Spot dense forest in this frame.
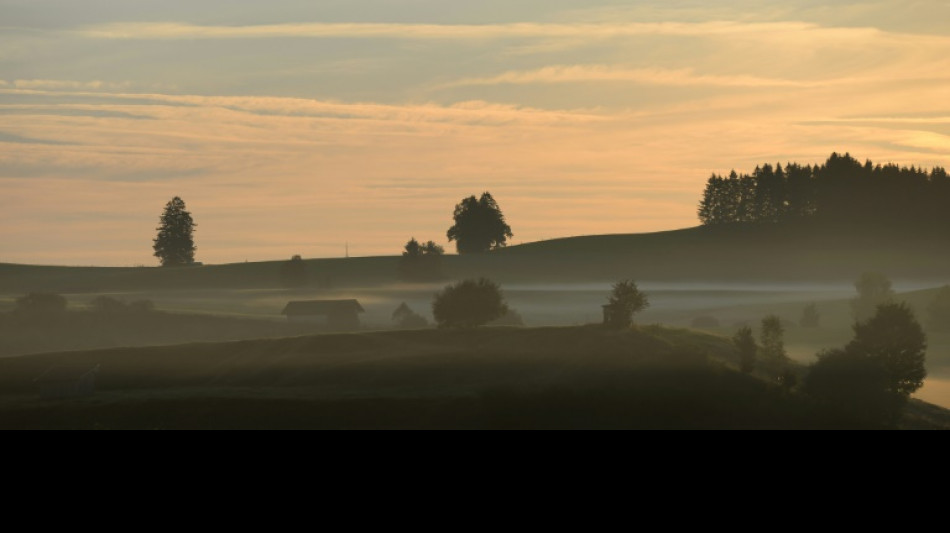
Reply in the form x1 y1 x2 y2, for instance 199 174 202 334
698 153 950 232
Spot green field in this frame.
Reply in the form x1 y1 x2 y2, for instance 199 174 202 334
1 325 945 429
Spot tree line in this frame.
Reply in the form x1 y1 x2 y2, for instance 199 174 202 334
698 152 950 231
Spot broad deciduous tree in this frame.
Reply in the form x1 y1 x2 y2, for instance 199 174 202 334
446 192 513 254
432 278 508 328
604 280 649 328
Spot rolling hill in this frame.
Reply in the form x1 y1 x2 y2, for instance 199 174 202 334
2 224 949 293
0 325 947 429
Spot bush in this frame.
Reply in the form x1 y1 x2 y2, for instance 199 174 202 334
432 278 508 328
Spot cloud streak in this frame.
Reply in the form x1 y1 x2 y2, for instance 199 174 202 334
437 66 817 89
77 20 819 40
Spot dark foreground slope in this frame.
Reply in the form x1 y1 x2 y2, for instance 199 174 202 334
3 224 949 293
0 325 946 429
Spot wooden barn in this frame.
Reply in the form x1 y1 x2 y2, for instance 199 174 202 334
34 364 100 399
281 299 365 330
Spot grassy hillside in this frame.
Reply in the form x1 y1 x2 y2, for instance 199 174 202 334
0 325 946 429
3 224 949 293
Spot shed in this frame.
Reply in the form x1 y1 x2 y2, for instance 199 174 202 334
281 299 365 330
34 364 100 399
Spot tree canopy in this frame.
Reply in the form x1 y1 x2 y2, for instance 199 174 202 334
604 280 649 328
851 272 895 322
153 196 197 267
847 301 927 397
806 302 927 424
398 238 444 281
697 153 950 233
432 278 508 328
446 192 513 254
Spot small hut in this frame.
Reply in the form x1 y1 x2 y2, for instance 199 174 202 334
281 299 365 330
34 365 100 399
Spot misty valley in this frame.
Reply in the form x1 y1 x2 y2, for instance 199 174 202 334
4 1 950 429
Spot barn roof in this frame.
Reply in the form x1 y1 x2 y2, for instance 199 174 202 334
281 299 365 316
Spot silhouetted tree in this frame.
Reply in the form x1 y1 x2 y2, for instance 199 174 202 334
398 238 444 281
928 285 950 331
446 192 513 254
806 302 927 424
696 153 950 232
733 326 757 374
392 302 428 329
432 278 508 328
604 280 649 328
759 315 789 378
280 255 309 287
804 348 892 424
800 303 820 328
851 272 895 322
153 196 196 267
847 302 926 399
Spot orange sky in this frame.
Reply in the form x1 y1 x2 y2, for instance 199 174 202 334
1 2 949 265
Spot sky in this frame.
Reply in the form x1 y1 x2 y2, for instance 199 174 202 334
1 1 949 266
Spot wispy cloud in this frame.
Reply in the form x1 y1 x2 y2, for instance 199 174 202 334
435 64 950 91
12 79 132 91
436 66 816 89
77 20 858 41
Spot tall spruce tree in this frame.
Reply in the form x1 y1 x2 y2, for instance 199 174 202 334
153 196 197 267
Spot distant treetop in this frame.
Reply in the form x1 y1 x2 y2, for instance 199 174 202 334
697 153 949 232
